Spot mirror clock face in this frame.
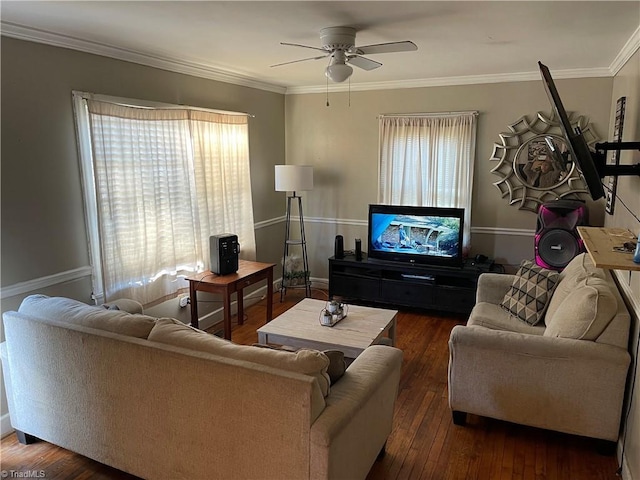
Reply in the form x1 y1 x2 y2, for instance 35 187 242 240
489 111 599 212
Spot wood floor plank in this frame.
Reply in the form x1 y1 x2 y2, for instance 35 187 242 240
1 289 621 479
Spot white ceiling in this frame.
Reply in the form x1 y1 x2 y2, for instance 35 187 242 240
2 1 639 93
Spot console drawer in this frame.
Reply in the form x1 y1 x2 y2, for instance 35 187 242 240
330 274 380 301
435 285 476 313
380 280 434 307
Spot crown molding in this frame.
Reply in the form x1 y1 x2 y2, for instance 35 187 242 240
0 21 288 94
2 20 636 96
284 67 613 95
609 24 640 76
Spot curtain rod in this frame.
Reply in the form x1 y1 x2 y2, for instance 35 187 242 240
72 90 255 118
378 111 478 119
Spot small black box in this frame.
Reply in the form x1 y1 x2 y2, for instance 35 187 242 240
210 234 239 275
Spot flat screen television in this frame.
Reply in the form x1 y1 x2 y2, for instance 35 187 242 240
538 61 606 200
367 204 464 268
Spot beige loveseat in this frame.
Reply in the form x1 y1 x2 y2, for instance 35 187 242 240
448 254 631 449
2 295 403 480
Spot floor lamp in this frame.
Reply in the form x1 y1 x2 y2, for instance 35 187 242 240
275 165 313 300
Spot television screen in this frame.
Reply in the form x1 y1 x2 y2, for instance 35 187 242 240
538 61 605 200
368 204 464 267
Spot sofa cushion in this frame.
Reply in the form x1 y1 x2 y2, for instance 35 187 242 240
148 318 331 396
18 295 157 338
253 343 346 385
321 350 347 384
468 302 545 335
545 253 606 322
544 276 618 340
500 260 560 326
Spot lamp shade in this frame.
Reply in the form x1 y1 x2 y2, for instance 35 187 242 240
275 165 314 192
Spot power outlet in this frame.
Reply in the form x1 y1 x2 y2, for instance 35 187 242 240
178 295 190 308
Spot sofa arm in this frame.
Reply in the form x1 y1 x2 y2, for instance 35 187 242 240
310 345 403 480
448 325 631 441
476 273 514 304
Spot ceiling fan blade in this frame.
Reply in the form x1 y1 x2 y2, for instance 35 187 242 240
355 41 418 55
348 55 382 71
280 42 328 53
270 55 329 68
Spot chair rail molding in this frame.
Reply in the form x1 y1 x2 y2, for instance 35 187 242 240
0 266 92 300
269 214 535 237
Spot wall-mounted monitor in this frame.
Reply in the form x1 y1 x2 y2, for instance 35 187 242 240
538 61 639 201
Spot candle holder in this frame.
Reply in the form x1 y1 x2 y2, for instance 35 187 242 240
319 300 348 327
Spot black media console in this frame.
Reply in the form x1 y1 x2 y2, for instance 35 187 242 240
329 252 497 314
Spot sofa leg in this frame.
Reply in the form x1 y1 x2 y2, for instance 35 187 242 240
16 430 38 445
596 439 617 456
451 410 467 426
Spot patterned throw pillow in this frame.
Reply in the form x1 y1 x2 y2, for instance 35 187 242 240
500 260 560 325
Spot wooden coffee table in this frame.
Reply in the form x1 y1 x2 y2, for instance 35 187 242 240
257 298 397 358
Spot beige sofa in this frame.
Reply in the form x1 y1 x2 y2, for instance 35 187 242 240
448 254 631 449
2 295 403 480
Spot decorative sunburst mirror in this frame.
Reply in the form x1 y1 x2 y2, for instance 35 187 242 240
490 111 600 212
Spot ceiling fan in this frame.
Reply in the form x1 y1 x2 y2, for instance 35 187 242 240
271 26 417 83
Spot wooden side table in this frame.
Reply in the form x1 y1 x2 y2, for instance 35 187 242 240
186 260 276 340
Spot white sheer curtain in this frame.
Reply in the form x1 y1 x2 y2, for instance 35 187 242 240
79 98 255 305
378 113 477 251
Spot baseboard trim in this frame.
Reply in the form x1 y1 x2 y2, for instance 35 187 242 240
196 280 276 331
197 276 329 330
619 441 632 480
613 270 640 315
1 413 14 438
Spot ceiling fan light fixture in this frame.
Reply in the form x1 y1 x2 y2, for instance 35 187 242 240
325 63 353 83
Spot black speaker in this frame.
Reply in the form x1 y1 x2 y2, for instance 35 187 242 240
355 238 362 261
535 200 588 270
334 235 344 259
210 234 239 275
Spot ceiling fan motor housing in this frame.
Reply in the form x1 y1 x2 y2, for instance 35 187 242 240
320 26 356 52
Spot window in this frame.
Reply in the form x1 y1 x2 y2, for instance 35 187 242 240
73 92 255 305
378 112 477 252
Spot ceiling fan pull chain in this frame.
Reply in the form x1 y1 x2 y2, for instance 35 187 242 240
349 77 351 107
326 75 330 107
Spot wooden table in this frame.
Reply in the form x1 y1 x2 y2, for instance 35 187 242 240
257 298 398 358
187 260 276 340
577 226 640 271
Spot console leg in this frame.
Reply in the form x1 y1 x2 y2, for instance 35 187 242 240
16 430 38 445
452 410 467 426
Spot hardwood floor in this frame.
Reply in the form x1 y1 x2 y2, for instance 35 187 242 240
1 289 620 479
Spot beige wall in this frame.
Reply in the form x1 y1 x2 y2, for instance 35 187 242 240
1 38 285 290
0 38 286 422
607 48 640 480
285 77 613 277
